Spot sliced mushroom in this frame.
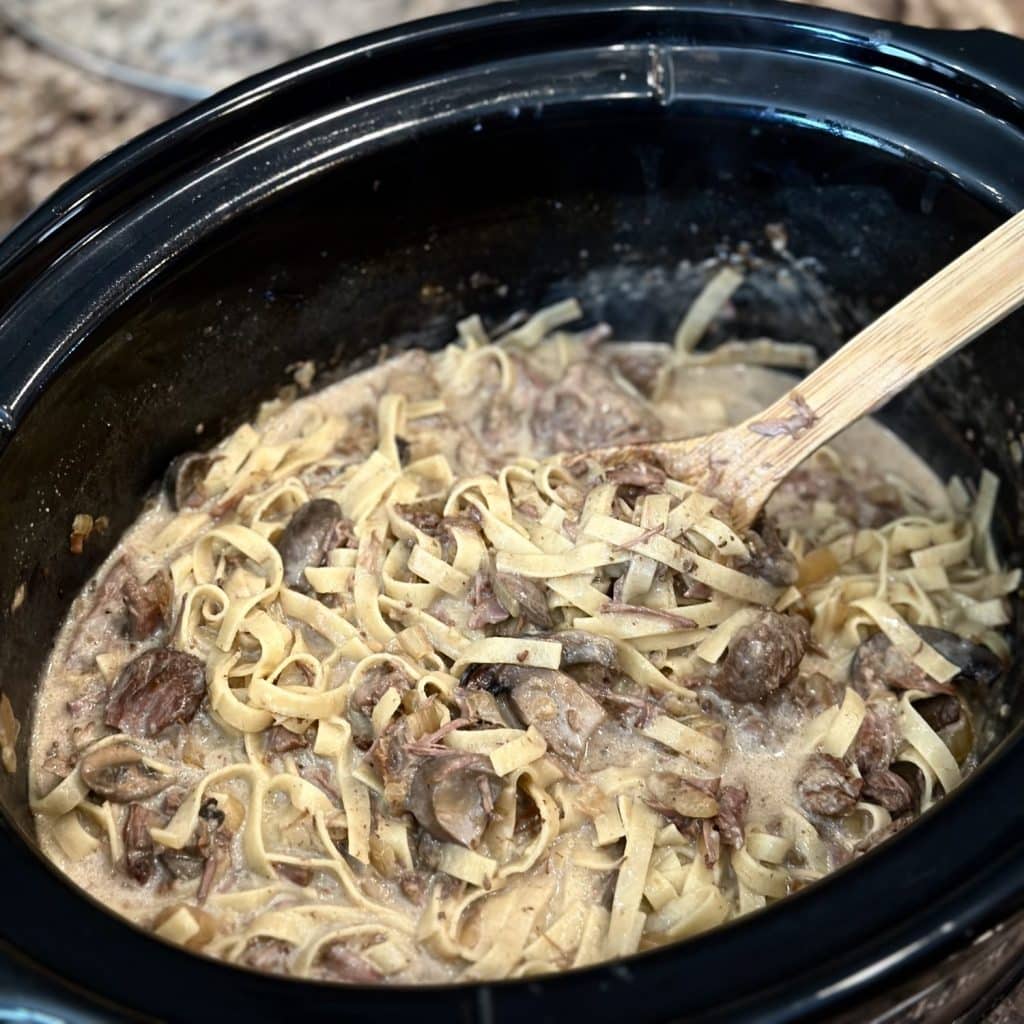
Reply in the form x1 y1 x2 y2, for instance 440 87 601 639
79 743 172 802
645 772 719 820
491 573 553 629
276 499 352 591
405 753 500 848
506 666 607 761
106 649 206 738
912 626 1002 686
548 629 617 669
852 627 1001 698
164 451 215 511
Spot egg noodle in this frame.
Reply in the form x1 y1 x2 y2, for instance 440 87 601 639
30 273 1016 982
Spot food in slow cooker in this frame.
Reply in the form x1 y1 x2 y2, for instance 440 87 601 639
29 278 1015 982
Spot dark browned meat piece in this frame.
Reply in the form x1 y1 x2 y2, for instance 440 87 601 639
914 694 962 732
265 724 311 754
491 573 552 630
530 362 658 452
164 451 215 511
276 499 352 591
798 754 863 817
405 753 500 848
739 520 798 587
106 649 206 738
849 631 953 697
912 626 1002 686
123 803 157 884
506 667 607 761
715 785 749 849
711 612 808 703
852 704 899 776
319 943 384 984
122 567 173 641
79 743 172 802
69 560 172 667
862 770 916 816
241 937 294 974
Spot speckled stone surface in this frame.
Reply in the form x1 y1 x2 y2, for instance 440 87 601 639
1 1 1024 1019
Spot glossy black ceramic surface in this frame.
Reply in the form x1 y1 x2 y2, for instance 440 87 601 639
2 2 1024 1021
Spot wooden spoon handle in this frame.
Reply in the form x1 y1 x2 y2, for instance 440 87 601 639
701 207 1024 525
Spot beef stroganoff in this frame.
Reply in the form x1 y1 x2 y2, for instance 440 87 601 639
29 278 1016 982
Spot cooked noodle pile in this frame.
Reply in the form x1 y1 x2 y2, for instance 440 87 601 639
30 279 1016 982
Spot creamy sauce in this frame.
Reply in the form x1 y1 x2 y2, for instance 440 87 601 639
27 323 1007 983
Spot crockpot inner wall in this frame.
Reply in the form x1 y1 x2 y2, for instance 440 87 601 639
1 108 1021 840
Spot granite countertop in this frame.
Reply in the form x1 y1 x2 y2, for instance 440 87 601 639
2 1 1024 1020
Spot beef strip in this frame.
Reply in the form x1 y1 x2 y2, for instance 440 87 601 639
710 611 808 703
797 754 863 817
106 649 206 738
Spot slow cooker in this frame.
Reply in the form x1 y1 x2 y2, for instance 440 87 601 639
2 2 1024 1020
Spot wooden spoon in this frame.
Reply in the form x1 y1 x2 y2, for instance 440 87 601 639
593 208 1024 530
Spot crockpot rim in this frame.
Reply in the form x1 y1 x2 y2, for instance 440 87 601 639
2 2 1024 1021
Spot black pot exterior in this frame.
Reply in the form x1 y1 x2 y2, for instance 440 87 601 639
3 2 1024 1021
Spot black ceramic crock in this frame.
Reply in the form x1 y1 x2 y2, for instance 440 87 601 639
3 2 1024 1020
